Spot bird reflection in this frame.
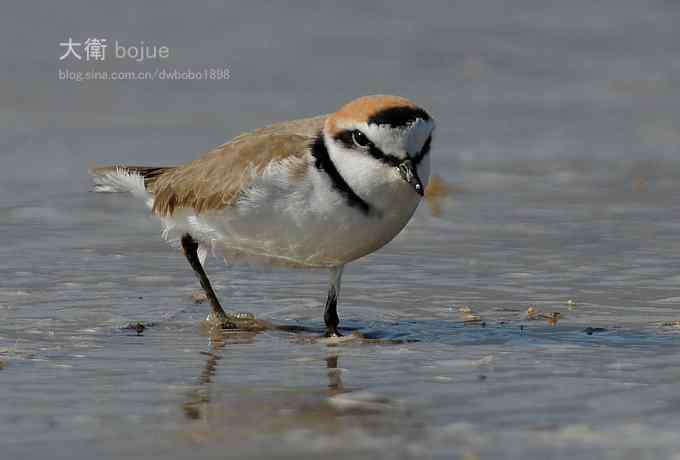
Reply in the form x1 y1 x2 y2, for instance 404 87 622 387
182 329 347 421
326 354 345 396
182 328 259 420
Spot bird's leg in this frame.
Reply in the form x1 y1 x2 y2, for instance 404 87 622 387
324 266 344 337
180 233 230 323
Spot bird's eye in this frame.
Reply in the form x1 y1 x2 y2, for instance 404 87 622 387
352 130 370 147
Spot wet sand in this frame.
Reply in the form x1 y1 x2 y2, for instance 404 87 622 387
2 183 680 459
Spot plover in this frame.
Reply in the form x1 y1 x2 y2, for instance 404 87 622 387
92 95 434 336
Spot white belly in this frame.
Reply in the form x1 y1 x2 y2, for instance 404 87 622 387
159 160 424 268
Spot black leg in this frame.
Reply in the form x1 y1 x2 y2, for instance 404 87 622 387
323 266 344 337
323 285 342 337
181 233 228 321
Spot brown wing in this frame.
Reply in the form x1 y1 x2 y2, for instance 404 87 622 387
150 115 327 216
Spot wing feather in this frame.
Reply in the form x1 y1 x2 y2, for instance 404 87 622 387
150 115 326 216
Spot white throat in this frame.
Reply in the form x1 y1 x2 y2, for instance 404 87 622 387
322 132 429 216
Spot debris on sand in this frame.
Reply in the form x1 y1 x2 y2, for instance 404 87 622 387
583 327 607 335
526 306 561 325
457 305 482 323
192 291 208 303
544 312 561 326
122 322 147 334
526 306 540 319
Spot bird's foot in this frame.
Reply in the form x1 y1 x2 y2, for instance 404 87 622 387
205 311 263 330
324 326 343 338
205 312 238 330
205 312 259 329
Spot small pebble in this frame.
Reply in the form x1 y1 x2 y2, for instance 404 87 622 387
583 327 607 335
123 322 146 334
192 291 208 303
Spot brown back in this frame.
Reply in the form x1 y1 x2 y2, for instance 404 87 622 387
149 115 327 216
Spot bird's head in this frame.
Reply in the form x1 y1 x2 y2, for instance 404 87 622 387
323 95 434 198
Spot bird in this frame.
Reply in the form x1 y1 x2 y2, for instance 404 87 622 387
91 95 435 337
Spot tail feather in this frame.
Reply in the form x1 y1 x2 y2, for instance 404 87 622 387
91 165 173 196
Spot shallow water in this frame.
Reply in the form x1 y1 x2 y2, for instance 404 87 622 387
3 0 680 458
3 185 680 459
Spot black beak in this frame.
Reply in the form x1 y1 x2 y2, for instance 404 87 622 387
398 159 424 196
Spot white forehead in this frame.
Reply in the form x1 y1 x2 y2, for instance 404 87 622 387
335 118 434 157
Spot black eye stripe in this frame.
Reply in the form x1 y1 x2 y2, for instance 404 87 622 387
334 130 355 148
333 129 401 166
332 130 432 167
